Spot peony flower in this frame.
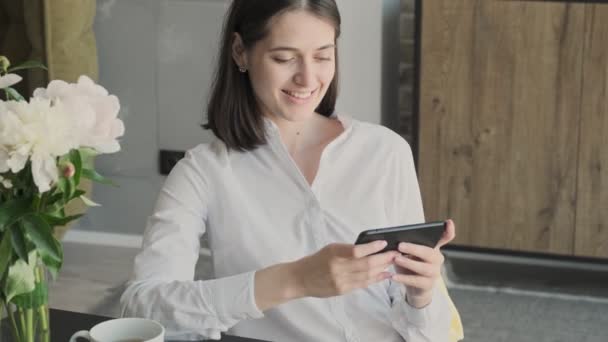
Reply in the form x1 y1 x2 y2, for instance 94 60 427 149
0 175 12 189
0 148 9 173
0 98 78 192
61 162 75 178
33 75 124 154
30 152 58 193
0 73 22 89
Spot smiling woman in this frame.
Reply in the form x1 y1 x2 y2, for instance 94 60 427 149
120 1 462 341
204 0 340 151
232 11 336 123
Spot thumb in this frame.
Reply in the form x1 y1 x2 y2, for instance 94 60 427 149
436 219 456 249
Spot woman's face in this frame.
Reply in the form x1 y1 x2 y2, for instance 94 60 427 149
236 10 336 123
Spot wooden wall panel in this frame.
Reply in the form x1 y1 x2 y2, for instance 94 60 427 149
575 5 608 258
418 0 585 254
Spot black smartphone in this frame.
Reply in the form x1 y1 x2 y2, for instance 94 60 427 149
354 221 446 254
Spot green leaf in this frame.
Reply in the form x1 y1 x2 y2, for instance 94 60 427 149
5 87 24 101
67 176 76 198
79 195 101 207
21 214 62 268
69 149 83 185
40 242 61 280
44 193 64 208
0 198 31 231
78 148 97 169
4 251 36 303
72 189 86 198
56 177 73 204
44 189 83 214
40 213 83 227
7 60 47 72
9 225 28 262
82 168 116 186
0 232 13 278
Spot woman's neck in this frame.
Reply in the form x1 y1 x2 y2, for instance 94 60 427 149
269 113 330 154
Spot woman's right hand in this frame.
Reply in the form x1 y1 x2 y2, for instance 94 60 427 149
292 240 400 298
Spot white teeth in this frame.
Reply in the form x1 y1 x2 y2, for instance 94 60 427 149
285 90 314 99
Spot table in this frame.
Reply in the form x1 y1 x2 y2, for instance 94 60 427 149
2 308 270 341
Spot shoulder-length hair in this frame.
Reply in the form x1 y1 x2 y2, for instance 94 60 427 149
203 0 341 151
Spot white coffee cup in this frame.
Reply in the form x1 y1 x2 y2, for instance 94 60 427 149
69 317 165 342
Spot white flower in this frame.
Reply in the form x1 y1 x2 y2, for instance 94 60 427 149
0 101 29 173
0 145 9 173
0 98 77 192
0 73 22 89
0 75 124 194
30 152 58 193
33 75 124 153
0 175 12 189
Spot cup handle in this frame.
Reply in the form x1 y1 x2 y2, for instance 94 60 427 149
69 330 91 342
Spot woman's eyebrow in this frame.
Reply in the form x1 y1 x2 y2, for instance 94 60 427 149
268 44 336 52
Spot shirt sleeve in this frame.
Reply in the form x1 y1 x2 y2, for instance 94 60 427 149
387 138 454 341
388 277 452 341
119 149 264 341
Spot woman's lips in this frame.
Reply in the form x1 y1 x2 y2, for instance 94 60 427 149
282 89 316 104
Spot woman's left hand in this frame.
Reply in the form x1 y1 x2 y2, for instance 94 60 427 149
391 219 456 308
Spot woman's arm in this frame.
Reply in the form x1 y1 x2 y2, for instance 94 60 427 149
120 150 264 340
254 241 399 311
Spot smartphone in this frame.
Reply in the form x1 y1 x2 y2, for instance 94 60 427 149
354 221 446 254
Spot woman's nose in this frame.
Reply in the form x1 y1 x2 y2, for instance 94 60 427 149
293 61 314 87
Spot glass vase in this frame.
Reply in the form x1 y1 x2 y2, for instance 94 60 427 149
2 265 50 342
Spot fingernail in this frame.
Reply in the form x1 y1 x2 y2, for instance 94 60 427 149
377 240 387 248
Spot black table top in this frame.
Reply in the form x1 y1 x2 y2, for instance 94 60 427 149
2 308 269 341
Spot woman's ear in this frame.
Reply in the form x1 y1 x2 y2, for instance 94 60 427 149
232 32 248 70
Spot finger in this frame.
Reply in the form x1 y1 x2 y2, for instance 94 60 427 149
397 242 441 264
394 255 438 278
350 251 400 272
352 240 388 259
350 264 393 286
366 271 393 287
436 219 456 249
391 273 435 291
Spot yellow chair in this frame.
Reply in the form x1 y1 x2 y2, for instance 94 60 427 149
438 276 464 341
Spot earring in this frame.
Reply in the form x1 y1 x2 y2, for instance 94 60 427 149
238 66 247 73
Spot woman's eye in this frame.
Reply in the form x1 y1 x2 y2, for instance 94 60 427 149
315 57 332 62
273 57 294 64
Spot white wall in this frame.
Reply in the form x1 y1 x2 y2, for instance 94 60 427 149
76 0 386 235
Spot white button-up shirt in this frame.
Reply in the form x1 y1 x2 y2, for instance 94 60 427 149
120 114 452 341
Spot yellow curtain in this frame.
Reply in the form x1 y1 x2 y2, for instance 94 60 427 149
0 0 98 239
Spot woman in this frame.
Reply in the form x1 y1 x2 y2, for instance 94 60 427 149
120 1 463 341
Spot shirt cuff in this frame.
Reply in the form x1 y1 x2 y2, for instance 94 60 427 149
204 270 265 325
390 285 449 330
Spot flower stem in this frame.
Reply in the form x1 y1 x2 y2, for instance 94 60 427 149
3 299 22 341
36 266 50 340
38 304 50 342
18 308 26 338
26 308 34 342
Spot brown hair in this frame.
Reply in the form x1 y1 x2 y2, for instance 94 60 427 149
203 0 341 151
